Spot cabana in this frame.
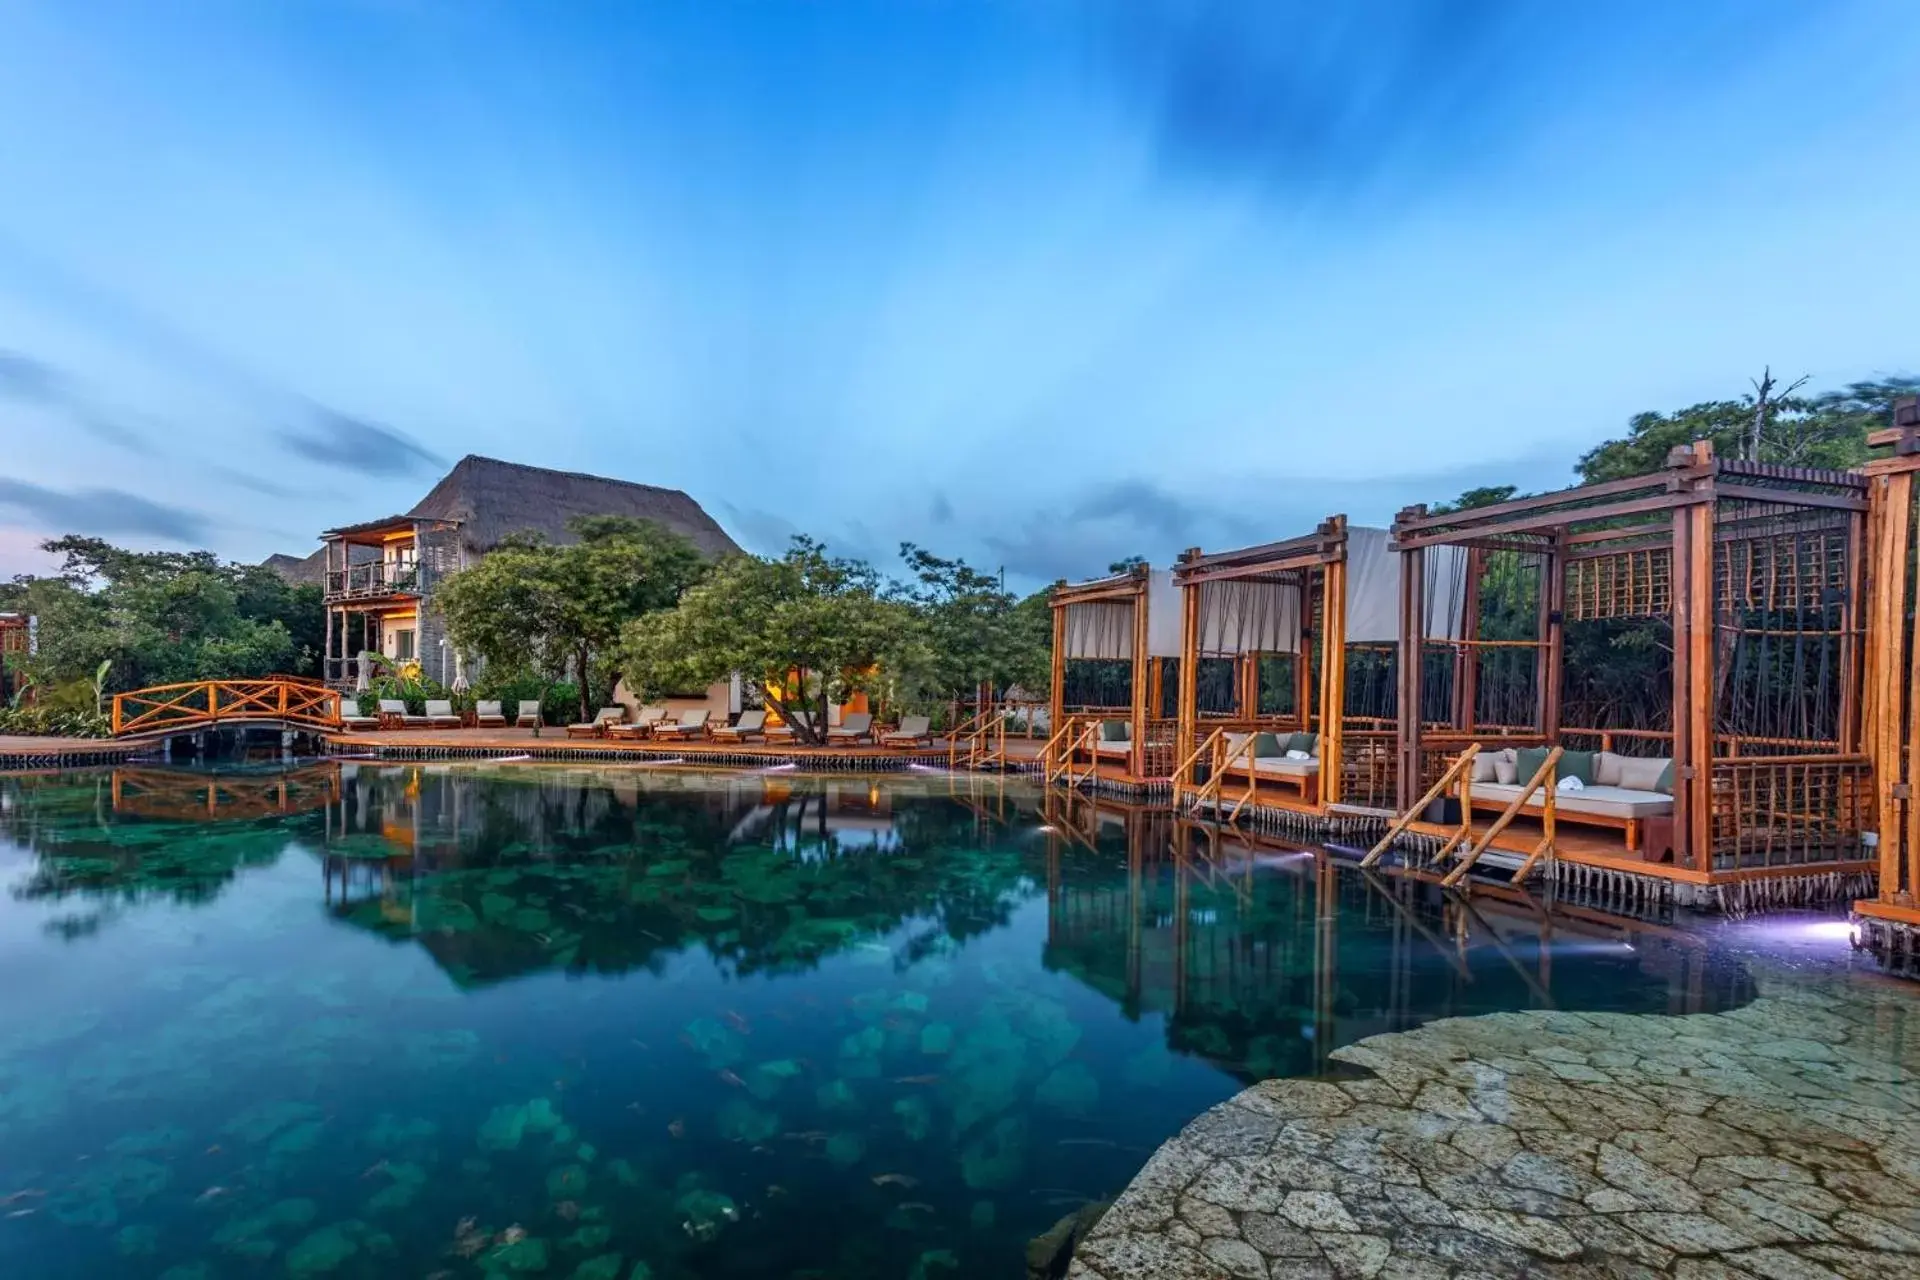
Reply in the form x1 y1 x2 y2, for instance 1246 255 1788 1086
1386 441 1874 907
1044 565 1183 790
1170 516 1467 821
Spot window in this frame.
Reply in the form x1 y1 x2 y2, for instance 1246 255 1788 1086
393 629 416 662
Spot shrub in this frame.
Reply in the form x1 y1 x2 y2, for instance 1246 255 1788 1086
540 682 580 726
0 705 112 738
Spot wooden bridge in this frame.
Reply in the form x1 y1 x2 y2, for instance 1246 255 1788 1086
110 678 342 738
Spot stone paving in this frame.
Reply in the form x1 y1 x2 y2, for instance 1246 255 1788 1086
1067 966 1920 1279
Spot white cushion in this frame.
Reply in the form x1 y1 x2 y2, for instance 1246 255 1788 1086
1493 752 1517 785
1471 752 1499 783
1615 755 1670 792
1252 757 1320 778
1093 741 1132 757
1470 782 1672 820
1558 776 1585 792
1594 751 1625 787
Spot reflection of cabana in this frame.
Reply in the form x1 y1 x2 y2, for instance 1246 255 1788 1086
1386 442 1874 904
1045 565 1183 787
1171 516 1467 818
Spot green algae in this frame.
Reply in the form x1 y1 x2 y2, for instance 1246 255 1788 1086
718 1098 781 1142
547 1163 592 1199
573 1253 624 1280
484 1235 552 1273
918 1023 954 1055
285 1223 360 1276
959 1115 1027 1190
826 1131 867 1167
479 1098 562 1150
1035 1063 1101 1115
893 1095 934 1141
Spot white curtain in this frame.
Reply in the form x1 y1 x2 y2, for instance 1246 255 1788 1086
1146 570 1183 658
1063 600 1133 660
1344 526 1469 643
1199 578 1303 655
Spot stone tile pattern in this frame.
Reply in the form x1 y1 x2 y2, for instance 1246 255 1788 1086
1068 978 1920 1279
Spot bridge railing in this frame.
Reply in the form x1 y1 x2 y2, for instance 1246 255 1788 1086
111 679 343 737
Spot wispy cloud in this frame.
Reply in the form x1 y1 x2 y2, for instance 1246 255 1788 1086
279 404 441 477
0 346 152 453
0 477 210 542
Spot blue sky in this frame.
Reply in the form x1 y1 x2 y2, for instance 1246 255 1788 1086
1 0 1916 587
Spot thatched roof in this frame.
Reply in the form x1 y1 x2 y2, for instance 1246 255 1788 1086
408 455 740 560
263 455 740 582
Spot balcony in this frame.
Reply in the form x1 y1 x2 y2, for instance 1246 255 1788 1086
325 561 421 602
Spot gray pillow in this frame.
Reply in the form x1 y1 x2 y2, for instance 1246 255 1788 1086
1593 751 1625 787
1493 753 1518 785
1615 755 1669 792
1471 752 1498 783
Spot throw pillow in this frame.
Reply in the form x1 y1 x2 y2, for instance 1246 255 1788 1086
1251 731 1286 758
1287 731 1319 757
1558 749 1597 785
1514 746 1551 783
1592 751 1624 787
1471 752 1498 783
1655 759 1675 794
1493 756 1518 785
1615 755 1667 792
1101 719 1129 742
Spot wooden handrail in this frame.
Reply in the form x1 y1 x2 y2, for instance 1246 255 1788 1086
112 678 342 737
1444 746 1562 887
1362 744 1481 867
1171 727 1227 790
1191 732 1261 824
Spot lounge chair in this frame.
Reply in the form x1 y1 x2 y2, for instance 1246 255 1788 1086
473 700 507 728
828 712 875 744
607 705 668 740
1464 747 1673 851
881 714 933 747
514 700 542 729
650 708 711 740
340 708 381 732
380 698 428 728
710 709 768 742
567 707 625 738
423 699 463 729
763 712 807 742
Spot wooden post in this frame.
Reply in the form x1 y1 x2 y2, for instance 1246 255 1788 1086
1049 582 1067 745
1838 506 1866 753
1320 547 1347 808
1454 546 1482 732
1686 449 1715 870
1538 531 1566 741
1175 550 1202 787
1670 499 1695 869
1395 516 1427 812
1129 573 1149 779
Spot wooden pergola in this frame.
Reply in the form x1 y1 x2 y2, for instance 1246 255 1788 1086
1390 440 1874 882
1046 565 1181 784
1169 516 1353 811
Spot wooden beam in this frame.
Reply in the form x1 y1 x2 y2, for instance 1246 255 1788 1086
1540 532 1565 741
1686 449 1716 870
1713 483 1865 513
1396 543 1426 811
1670 502 1695 870
1393 491 1707 551
1394 472 1685 533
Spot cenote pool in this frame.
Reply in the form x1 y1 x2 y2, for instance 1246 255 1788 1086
0 763 1755 1279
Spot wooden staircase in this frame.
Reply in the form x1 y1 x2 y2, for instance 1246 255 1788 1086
1362 743 1563 888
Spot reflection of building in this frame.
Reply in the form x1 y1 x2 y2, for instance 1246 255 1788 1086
0 612 29 701
1040 791 1750 1084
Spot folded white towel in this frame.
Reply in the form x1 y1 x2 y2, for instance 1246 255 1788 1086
1557 775 1585 792
1285 749 1312 761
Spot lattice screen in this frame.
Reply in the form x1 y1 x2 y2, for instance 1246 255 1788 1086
1566 548 1671 621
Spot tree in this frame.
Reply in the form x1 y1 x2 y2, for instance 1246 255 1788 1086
1 536 306 698
617 537 919 744
1107 556 1147 574
436 516 707 721
890 544 1050 707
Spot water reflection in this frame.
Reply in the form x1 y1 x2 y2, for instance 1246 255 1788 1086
0 764 1757 1280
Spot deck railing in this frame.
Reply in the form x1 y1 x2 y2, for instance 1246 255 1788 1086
325 561 420 601
111 679 343 736
1709 754 1872 869
1443 746 1561 887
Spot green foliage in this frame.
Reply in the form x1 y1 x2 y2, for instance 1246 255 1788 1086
889 545 1050 704
0 705 111 738
436 517 706 721
618 538 919 744
1576 377 1919 482
0 535 316 701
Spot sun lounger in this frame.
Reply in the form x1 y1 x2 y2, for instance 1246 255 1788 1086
827 712 875 744
650 708 711 740
710 709 768 742
423 699 463 729
514 700 542 729
473 700 507 728
607 706 667 740
379 698 428 728
567 707 625 738
881 714 932 747
340 710 381 731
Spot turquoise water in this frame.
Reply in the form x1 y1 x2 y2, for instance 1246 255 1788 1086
0 763 1752 1279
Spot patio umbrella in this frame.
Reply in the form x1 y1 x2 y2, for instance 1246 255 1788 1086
355 651 373 693
451 650 469 694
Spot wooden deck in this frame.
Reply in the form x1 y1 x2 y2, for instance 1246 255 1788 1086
1403 813 1879 886
324 726 1046 767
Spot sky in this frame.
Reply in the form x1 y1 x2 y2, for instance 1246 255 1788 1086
1 0 1917 589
